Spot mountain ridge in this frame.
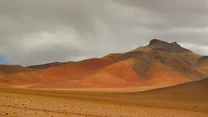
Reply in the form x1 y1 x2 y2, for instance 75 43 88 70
0 39 207 88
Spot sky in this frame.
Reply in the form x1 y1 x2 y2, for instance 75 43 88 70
0 0 207 66
0 55 11 64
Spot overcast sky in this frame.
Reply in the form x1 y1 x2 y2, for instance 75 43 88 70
0 0 208 66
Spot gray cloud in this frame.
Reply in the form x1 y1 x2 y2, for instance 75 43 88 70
0 0 207 66
116 0 208 27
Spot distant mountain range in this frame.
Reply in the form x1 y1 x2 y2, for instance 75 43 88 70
0 39 208 88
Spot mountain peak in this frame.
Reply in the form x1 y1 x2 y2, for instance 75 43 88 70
147 39 190 53
149 39 180 46
149 39 168 45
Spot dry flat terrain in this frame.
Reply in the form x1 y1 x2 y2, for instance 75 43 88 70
0 78 208 117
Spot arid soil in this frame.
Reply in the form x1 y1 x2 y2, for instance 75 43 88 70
1 78 208 117
0 90 207 117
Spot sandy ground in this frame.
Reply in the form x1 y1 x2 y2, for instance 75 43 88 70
0 88 208 117
11 85 170 92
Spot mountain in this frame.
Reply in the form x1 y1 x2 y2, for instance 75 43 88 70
0 39 207 88
146 39 191 53
0 65 31 76
26 61 74 69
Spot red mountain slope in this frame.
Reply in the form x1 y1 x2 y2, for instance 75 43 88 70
0 39 207 88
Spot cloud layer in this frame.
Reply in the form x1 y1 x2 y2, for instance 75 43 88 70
0 0 208 66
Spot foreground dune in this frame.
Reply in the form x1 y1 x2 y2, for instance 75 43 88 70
0 82 12 88
0 78 208 117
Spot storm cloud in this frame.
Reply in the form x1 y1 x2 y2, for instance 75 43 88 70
0 0 207 66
